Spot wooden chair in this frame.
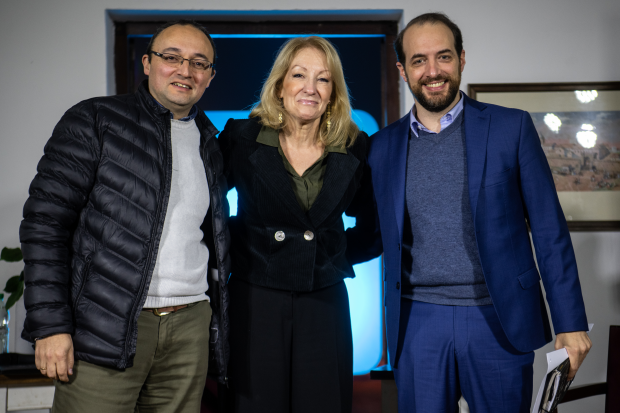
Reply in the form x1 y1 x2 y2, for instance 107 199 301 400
553 325 619 413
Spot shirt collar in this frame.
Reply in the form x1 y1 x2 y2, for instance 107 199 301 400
150 96 199 122
256 126 347 154
256 126 280 147
409 91 464 137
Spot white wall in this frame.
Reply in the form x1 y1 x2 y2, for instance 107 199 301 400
0 1 618 411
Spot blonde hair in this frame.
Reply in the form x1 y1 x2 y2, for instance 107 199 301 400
250 36 359 148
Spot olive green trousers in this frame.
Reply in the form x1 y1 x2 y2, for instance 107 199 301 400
52 300 211 413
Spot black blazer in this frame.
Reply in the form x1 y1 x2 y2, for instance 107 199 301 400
219 117 371 292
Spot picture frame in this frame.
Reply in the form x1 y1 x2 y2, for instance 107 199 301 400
468 82 620 231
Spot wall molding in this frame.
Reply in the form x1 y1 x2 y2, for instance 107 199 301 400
107 9 403 22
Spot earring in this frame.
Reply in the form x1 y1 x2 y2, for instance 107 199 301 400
326 104 331 131
279 112 283 124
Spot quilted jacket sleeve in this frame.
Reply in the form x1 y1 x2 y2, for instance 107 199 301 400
20 100 101 342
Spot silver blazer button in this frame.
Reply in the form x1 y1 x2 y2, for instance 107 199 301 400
304 230 314 241
274 231 285 241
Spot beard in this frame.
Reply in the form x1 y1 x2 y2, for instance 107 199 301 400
407 71 461 113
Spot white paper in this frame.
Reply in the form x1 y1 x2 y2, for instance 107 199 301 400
532 348 569 413
531 324 593 413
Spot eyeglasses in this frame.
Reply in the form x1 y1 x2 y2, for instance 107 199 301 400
150 51 214 72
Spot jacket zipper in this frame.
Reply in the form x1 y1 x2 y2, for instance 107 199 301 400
124 114 172 363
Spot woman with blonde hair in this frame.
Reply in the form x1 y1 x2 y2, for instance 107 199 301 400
218 36 373 413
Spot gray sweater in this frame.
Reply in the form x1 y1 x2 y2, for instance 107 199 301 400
401 112 492 306
144 119 211 308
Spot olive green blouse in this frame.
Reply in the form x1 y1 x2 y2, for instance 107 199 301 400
256 126 346 212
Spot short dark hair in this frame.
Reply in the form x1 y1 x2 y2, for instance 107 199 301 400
394 13 463 64
146 20 217 66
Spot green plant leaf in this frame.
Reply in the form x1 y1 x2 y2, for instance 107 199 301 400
1 247 23 262
5 282 24 310
4 275 22 293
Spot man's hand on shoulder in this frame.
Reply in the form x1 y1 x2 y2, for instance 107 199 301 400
554 331 592 380
35 333 74 382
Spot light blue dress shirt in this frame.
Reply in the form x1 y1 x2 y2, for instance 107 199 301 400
409 92 464 137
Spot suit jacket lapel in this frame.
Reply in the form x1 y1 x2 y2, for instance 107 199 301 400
387 115 410 241
463 95 490 221
308 151 359 228
249 144 311 226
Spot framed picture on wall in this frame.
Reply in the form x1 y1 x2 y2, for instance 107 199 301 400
468 82 620 231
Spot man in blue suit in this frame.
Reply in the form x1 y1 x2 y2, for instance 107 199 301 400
347 12 591 412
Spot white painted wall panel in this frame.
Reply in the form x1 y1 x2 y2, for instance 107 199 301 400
6 387 54 411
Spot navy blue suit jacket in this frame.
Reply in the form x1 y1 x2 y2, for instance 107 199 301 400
347 94 588 367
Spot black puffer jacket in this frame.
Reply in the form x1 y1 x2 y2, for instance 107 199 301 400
19 81 231 382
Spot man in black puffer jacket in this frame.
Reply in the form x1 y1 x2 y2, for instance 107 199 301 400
19 20 230 412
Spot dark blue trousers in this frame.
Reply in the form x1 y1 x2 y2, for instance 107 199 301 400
393 300 535 413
